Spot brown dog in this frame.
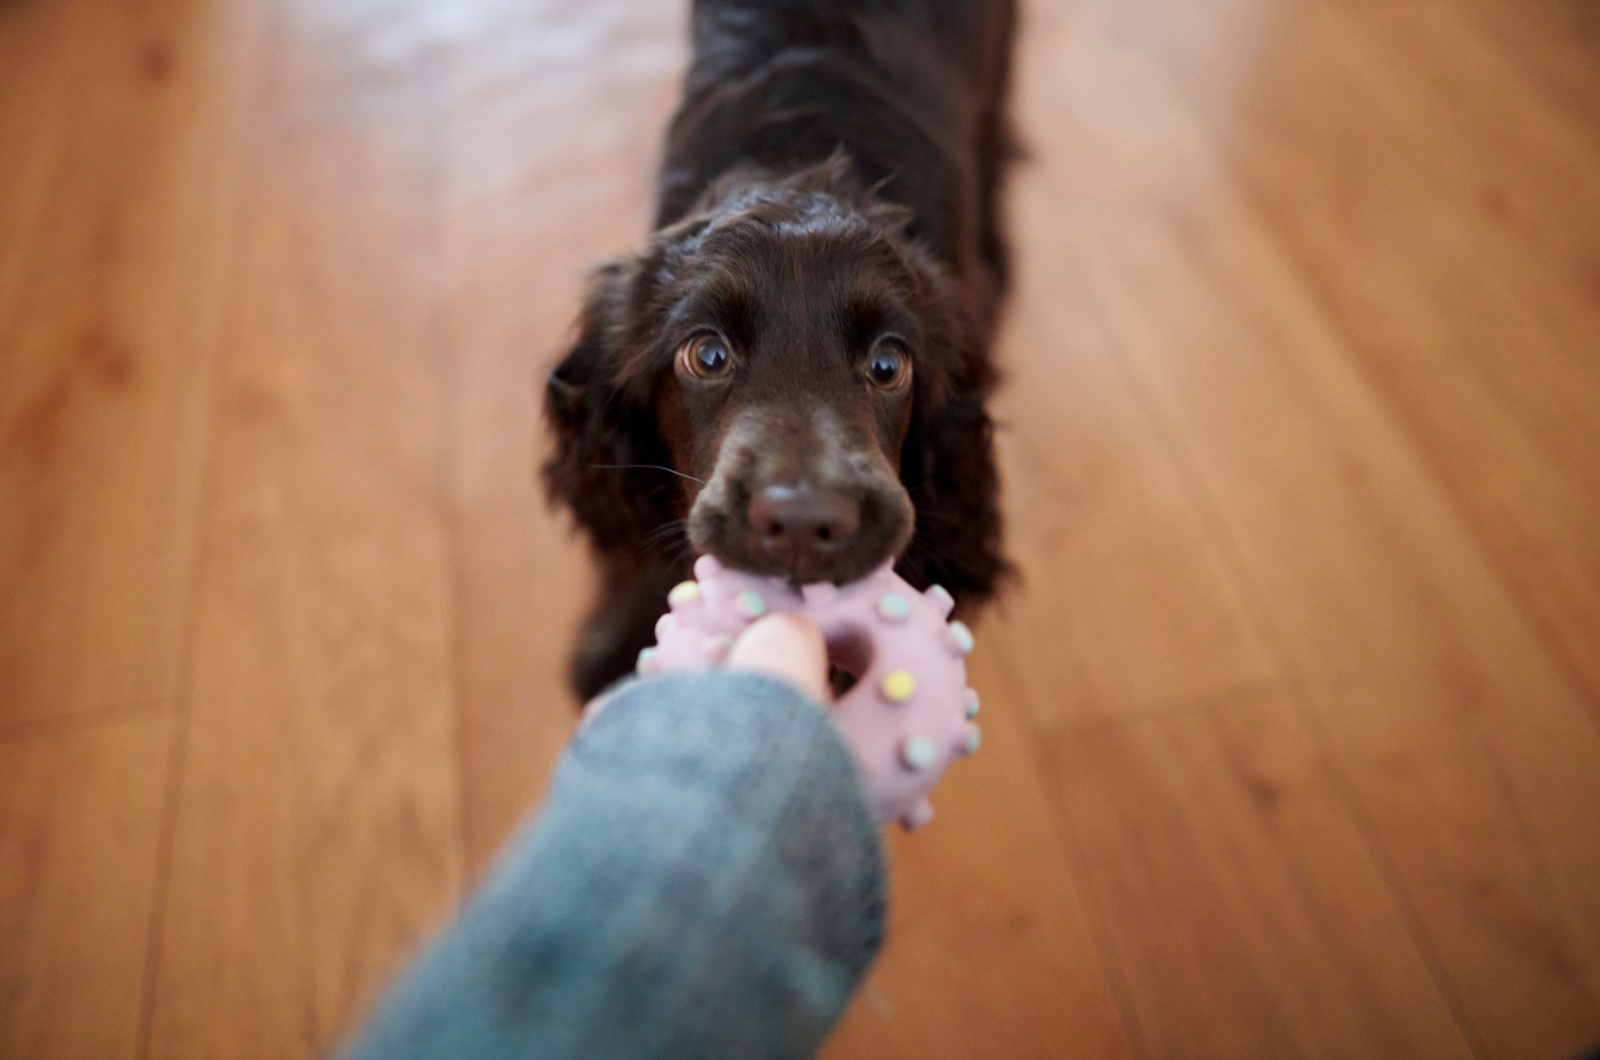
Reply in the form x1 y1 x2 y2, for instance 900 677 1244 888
545 0 1018 699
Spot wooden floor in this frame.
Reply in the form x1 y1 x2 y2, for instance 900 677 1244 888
4 0 1600 1056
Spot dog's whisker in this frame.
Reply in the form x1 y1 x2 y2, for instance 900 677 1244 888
909 506 956 525
589 463 707 485
908 511 973 537
667 538 700 569
643 515 688 538
644 524 687 547
896 551 929 586
643 534 686 556
903 534 973 579
645 534 688 556
639 519 691 559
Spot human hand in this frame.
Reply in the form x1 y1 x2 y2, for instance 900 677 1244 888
725 613 831 703
581 613 831 725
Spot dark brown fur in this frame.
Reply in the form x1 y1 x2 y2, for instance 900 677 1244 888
545 0 1018 699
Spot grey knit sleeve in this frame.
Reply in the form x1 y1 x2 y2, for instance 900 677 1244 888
342 672 887 1060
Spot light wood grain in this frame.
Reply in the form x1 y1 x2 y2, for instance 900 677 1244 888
0 719 173 1060
1048 161 1600 1060
0 0 258 725
1452 0 1600 135
4 0 1600 1057
1077 198 1600 1058
436 0 683 864
142 3 465 1054
1020 5 1600 1053
824 644 1139 1060
1235 0 1600 709
1046 689 1474 1060
989 217 1277 726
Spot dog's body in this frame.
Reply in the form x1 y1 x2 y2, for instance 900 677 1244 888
546 0 1018 699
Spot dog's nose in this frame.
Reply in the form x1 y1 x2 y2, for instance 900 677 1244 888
747 484 861 571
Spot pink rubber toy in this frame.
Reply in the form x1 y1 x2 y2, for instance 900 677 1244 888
639 554 981 830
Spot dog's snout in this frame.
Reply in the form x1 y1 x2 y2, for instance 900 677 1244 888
747 484 861 570
687 409 914 585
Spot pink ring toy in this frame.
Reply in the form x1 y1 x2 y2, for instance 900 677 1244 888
639 554 981 830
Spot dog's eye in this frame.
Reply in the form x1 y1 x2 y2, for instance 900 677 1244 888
865 342 911 391
679 334 733 380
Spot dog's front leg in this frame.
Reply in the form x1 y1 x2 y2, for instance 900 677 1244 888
569 553 689 701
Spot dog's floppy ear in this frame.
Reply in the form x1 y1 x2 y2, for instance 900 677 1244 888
899 309 1013 608
542 260 680 553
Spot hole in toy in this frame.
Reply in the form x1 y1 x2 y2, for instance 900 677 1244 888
824 625 874 695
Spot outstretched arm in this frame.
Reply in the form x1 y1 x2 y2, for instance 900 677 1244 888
342 618 885 1060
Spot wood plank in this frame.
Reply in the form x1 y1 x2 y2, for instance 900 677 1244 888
989 181 1277 725
144 3 464 1055
0 0 261 724
0 0 83 311
0 718 173 1060
1044 689 1474 1060
1057 195 1600 1058
1448 0 1600 157
1232 0 1600 707
437 0 685 865
4 0 1597 1057
1021 7 1600 1053
823 643 1139 1060
445 505 585 867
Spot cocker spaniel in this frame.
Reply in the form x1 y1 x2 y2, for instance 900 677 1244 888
545 0 1018 699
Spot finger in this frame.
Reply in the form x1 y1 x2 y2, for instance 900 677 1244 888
726 612 830 702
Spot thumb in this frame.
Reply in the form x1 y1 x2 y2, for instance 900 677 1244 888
726 613 831 703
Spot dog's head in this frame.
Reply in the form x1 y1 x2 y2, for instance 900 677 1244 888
545 161 1005 596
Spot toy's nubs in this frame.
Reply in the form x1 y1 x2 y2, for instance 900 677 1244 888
642 555 979 830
